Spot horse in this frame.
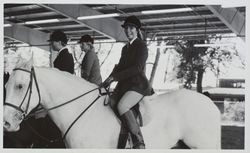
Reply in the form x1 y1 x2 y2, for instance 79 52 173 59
4 59 221 149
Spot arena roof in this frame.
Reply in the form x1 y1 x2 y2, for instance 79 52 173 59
4 4 245 51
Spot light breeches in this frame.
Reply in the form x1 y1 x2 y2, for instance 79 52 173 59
117 91 143 115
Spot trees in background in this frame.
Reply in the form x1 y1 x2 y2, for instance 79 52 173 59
172 37 243 93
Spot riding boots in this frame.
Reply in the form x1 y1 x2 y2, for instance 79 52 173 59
117 126 128 149
120 110 145 149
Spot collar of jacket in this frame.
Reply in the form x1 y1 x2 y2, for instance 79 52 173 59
58 46 68 54
84 47 95 55
129 37 137 45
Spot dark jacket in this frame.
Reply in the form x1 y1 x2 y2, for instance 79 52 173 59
110 38 153 101
53 48 74 74
4 72 10 101
81 50 102 85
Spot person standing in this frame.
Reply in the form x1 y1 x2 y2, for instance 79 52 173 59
102 15 153 149
3 71 9 101
3 56 10 101
35 29 76 148
48 30 74 74
79 35 102 85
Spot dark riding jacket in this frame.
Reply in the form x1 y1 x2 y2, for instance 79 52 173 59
53 48 74 74
110 38 153 100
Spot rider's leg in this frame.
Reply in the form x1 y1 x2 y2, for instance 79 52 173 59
120 110 145 149
109 94 129 148
117 126 128 149
109 95 120 118
118 91 145 149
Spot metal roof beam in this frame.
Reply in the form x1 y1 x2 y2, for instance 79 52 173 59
144 21 224 29
4 20 50 51
34 24 88 30
40 4 127 42
4 4 40 13
141 14 216 23
206 5 245 41
148 28 232 36
150 26 229 33
4 12 58 20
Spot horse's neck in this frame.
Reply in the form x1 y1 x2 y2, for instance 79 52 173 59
36 68 101 133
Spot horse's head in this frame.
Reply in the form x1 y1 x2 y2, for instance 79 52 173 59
4 58 41 132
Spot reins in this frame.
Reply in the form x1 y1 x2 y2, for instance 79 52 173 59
62 94 102 140
27 86 102 140
27 87 100 118
5 67 112 142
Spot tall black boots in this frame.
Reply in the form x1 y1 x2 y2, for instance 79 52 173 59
117 126 128 149
120 110 145 149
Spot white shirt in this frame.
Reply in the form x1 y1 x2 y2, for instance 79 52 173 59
58 46 68 54
129 37 137 45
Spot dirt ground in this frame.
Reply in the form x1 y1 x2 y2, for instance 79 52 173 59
221 126 244 149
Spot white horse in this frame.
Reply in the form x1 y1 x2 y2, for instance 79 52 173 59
4 59 221 149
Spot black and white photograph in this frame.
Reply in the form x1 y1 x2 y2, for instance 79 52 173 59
1 0 248 152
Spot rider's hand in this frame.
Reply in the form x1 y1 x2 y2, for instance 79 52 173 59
101 76 114 88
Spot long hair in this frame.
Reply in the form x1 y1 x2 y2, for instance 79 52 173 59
137 28 144 40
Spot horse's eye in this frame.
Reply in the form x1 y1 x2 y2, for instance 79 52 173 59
16 84 23 89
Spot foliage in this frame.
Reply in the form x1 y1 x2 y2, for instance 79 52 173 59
168 36 242 91
174 40 207 89
222 101 245 122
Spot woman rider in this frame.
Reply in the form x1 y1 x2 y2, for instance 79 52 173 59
102 15 153 149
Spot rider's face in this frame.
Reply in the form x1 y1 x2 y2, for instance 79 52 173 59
80 42 90 52
50 41 61 51
124 25 137 41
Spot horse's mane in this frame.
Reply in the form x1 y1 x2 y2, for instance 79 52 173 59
14 57 96 88
37 67 97 88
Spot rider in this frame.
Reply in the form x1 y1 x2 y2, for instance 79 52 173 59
102 15 153 149
78 35 102 85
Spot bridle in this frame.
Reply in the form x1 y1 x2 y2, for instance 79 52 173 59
4 67 41 120
4 67 110 140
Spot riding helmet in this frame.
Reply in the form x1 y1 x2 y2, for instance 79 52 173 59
78 35 94 44
121 15 141 29
47 30 68 44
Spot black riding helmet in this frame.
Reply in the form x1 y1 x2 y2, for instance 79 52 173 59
47 30 68 44
121 15 141 29
78 34 94 44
